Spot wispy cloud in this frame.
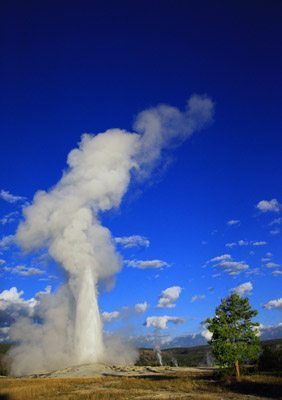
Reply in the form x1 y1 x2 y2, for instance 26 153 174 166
256 198 281 213
227 219 240 226
225 240 267 248
114 235 150 248
252 241 267 246
208 254 249 276
210 254 231 263
264 262 280 269
0 190 26 204
191 294 206 303
3 265 45 277
0 235 14 250
0 211 19 225
157 286 182 308
225 240 248 248
269 217 282 226
125 259 170 269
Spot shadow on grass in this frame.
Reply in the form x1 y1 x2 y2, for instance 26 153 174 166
226 380 282 399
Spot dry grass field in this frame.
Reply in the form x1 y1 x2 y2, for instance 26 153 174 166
0 370 281 400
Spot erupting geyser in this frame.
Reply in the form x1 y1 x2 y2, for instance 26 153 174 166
8 95 214 375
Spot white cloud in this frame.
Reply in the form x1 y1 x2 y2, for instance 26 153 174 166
3 265 45 276
225 240 267 248
0 287 38 327
102 311 120 322
256 199 281 213
263 298 282 310
208 254 249 275
225 240 248 248
272 270 282 276
219 261 249 275
125 259 170 269
157 286 182 308
265 262 280 269
0 211 19 225
134 301 149 313
191 294 206 303
210 254 231 263
0 235 14 250
270 228 280 236
231 281 253 296
269 217 282 226
145 316 184 330
227 220 240 226
252 241 267 246
114 235 150 248
201 329 212 341
0 190 26 204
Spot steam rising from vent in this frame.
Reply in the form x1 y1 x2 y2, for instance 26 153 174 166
8 95 214 375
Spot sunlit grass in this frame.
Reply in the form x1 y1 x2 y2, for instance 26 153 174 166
0 371 281 399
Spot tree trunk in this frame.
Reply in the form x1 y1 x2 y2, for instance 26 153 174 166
235 359 240 380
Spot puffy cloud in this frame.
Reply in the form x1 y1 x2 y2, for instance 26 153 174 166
263 298 282 310
227 220 240 226
102 311 120 322
134 301 149 313
157 286 182 308
201 329 212 341
191 294 206 303
256 199 281 213
0 190 26 204
114 235 150 248
231 281 253 296
125 259 170 269
145 316 184 330
258 323 282 340
0 287 37 328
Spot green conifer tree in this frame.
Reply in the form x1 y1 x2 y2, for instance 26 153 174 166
206 293 261 379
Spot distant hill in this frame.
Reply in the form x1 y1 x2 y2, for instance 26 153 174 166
136 339 282 369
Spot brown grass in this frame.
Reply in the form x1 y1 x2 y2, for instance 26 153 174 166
0 371 281 400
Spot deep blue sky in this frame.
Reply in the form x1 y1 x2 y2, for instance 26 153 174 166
1 1 282 341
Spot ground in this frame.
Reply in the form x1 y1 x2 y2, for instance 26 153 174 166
0 366 281 400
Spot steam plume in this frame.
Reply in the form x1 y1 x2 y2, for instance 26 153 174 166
8 95 214 375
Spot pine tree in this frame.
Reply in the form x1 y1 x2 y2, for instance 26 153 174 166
206 293 261 379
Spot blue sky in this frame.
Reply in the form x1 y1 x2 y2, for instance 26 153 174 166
0 1 282 344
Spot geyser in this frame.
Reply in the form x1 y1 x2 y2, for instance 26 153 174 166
8 95 214 375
